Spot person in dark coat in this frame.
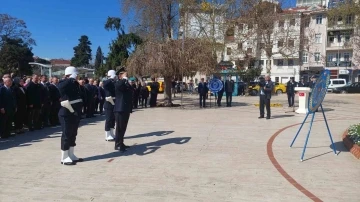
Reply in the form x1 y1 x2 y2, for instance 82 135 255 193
140 82 149 108
48 76 61 126
198 78 208 108
0 78 16 138
258 75 274 119
78 79 87 117
40 75 51 127
93 80 100 114
58 66 83 165
297 77 308 87
84 78 96 118
25 74 42 131
217 77 225 107
103 70 117 141
286 77 297 107
98 81 105 115
131 80 140 109
149 78 159 107
225 75 235 107
11 77 27 134
114 67 133 152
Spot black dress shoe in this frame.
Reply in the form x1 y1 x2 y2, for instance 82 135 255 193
266 117 270 119
122 144 130 149
258 116 264 119
61 161 76 165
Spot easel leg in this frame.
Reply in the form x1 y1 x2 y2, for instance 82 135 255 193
290 112 310 147
301 112 316 161
320 104 337 155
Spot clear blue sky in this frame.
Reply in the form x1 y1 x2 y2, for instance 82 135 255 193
1 0 296 60
1 0 134 60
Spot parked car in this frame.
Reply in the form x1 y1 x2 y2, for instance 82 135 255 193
249 82 287 96
146 81 165 93
332 82 360 94
328 79 347 92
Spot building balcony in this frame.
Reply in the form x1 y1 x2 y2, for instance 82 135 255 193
326 61 352 67
326 42 353 50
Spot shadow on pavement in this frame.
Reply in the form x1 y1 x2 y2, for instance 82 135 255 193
302 151 333 162
330 141 349 153
271 114 295 119
0 115 106 151
83 136 191 162
125 131 174 139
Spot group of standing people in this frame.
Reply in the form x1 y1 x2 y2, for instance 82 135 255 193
0 74 62 139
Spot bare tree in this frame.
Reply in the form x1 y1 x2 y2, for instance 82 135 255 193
126 38 216 105
0 14 36 46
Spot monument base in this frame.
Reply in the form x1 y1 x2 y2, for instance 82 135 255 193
296 108 308 114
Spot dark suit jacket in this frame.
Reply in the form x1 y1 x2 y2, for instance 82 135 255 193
103 79 116 109
225 80 235 93
297 82 308 87
0 86 16 114
218 81 225 95
260 80 274 99
58 78 82 116
286 81 296 94
11 85 27 111
198 82 208 95
150 82 159 94
48 83 61 108
114 79 133 113
309 81 316 89
25 81 42 109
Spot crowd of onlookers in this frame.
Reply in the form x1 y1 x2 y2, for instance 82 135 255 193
0 72 161 139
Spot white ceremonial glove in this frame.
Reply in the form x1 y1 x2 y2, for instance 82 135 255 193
122 77 128 80
70 73 77 79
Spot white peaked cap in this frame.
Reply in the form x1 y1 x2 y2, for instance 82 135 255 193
65 66 78 76
107 70 116 78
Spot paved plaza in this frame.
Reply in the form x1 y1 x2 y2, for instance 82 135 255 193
0 93 359 202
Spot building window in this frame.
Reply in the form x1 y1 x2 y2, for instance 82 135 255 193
259 60 264 67
329 36 334 43
278 20 284 27
290 19 296 26
305 19 310 27
314 52 320 62
277 59 283 66
346 15 352 24
316 15 322 24
288 59 294 66
344 53 350 61
247 48 252 54
302 52 308 63
278 40 283 47
336 53 341 63
238 43 243 50
238 24 244 31
337 34 342 42
315 34 321 43
248 24 253 29
275 77 279 83
344 33 350 42
327 54 334 62
288 40 294 47
227 47 232 55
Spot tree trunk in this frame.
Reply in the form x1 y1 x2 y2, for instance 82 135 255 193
163 76 173 106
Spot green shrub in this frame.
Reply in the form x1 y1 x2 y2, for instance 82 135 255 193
348 124 360 146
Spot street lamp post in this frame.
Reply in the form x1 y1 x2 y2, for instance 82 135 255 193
181 31 185 108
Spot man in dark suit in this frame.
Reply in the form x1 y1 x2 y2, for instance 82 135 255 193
12 77 27 134
58 66 83 165
114 67 133 152
297 77 308 87
26 74 42 131
259 75 274 119
98 81 105 114
48 76 61 126
286 77 296 107
217 77 225 107
0 78 16 138
84 78 96 118
40 75 51 127
198 78 208 108
149 78 159 107
225 75 235 107
103 70 117 141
